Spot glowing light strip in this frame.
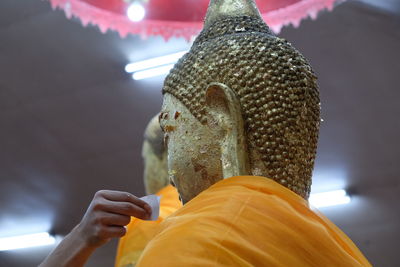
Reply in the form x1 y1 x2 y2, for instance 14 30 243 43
309 189 351 208
132 64 175 80
125 51 187 73
0 232 56 251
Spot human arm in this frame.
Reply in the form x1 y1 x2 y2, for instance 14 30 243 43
39 190 152 267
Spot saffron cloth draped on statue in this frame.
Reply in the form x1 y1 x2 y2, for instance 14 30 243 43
136 176 371 266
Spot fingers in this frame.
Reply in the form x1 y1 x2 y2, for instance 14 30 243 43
78 190 152 249
97 211 131 227
105 226 127 238
93 198 150 220
95 190 152 214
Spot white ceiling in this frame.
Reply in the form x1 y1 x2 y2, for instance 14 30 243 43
0 0 399 266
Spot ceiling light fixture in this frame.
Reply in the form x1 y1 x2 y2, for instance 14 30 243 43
127 3 146 22
126 51 188 80
132 64 175 80
309 189 351 208
125 51 187 73
0 232 56 251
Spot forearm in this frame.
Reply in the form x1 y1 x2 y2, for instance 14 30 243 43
39 190 150 267
39 225 96 267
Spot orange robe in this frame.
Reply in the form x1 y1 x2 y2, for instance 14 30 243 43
115 185 181 267
136 176 371 266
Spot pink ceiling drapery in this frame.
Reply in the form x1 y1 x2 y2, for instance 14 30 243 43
48 0 341 40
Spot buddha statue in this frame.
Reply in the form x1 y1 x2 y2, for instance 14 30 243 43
115 114 181 267
159 0 320 203
136 1 370 265
142 114 169 195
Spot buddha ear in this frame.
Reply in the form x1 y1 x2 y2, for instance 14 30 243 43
205 83 231 123
205 82 250 178
205 82 242 128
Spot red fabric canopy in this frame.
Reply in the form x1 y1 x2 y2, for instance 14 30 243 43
49 0 340 40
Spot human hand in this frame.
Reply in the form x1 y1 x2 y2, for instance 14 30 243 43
74 190 152 248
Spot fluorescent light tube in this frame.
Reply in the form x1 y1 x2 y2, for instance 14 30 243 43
309 189 351 208
133 64 175 80
0 232 56 251
125 51 187 73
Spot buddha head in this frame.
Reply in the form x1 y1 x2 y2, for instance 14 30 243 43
142 114 169 195
159 0 320 204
